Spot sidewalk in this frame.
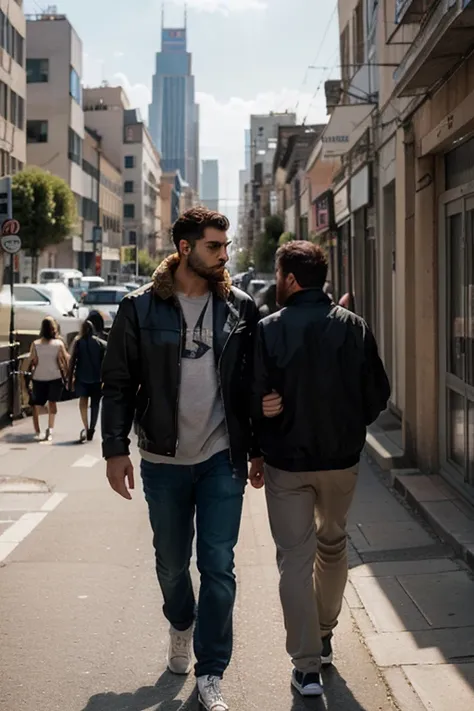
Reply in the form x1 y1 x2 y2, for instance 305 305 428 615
346 457 474 711
1 409 474 710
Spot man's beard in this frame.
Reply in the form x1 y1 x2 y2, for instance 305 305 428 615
276 283 289 307
188 251 225 283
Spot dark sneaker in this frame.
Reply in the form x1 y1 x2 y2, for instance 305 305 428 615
291 669 324 697
322 633 333 667
86 428 95 442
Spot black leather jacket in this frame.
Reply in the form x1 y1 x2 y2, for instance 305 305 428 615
101 254 260 477
252 289 391 472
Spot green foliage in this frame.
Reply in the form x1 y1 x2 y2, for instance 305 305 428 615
235 248 251 273
138 250 158 277
253 215 285 272
278 231 295 246
12 167 77 255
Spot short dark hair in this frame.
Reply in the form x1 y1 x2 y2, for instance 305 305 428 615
276 241 328 289
39 316 59 341
172 206 229 252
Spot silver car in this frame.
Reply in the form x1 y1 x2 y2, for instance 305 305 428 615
82 287 129 330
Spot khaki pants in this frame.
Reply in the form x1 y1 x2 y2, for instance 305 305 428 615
265 464 358 674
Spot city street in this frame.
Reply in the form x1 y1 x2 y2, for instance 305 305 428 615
1 402 474 711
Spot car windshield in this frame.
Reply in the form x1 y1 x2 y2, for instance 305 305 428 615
83 290 125 305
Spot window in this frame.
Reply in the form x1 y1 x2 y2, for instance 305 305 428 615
10 91 24 129
27 120 48 143
124 155 135 169
352 1 365 69
68 128 82 165
70 67 82 105
82 197 98 221
13 286 49 303
129 230 137 245
82 159 99 181
0 81 7 119
0 149 10 176
124 180 134 193
0 12 24 66
27 58 49 83
124 204 135 219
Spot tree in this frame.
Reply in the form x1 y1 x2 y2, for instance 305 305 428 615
253 215 284 273
12 168 77 280
235 248 251 273
138 250 158 277
278 231 295 246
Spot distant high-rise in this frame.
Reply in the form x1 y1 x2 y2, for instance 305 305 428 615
201 160 219 212
149 15 199 190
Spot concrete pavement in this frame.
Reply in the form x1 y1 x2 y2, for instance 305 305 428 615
0 402 473 710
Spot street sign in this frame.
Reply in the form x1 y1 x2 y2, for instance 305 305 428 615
1 234 21 254
1 218 20 235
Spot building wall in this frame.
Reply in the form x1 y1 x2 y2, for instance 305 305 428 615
83 87 129 170
26 17 72 182
0 0 26 168
201 159 219 212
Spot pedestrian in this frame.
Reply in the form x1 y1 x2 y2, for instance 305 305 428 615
68 319 107 443
87 310 108 341
252 241 390 698
27 316 70 443
101 206 263 711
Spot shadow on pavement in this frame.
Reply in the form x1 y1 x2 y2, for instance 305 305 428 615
290 667 369 710
81 671 196 711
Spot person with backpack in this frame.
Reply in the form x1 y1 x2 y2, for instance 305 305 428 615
68 319 107 443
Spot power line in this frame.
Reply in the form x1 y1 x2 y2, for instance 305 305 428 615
301 47 340 125
294 3 339 115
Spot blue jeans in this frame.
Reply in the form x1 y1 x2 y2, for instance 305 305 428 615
140 450 245 678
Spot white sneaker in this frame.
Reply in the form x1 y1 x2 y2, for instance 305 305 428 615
167 625 193 675
197 676 228 711
33 432 43 442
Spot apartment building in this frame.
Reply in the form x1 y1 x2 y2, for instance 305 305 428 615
84 86 162 264
26 12 85 271
83 128 122 281
0 0 26 286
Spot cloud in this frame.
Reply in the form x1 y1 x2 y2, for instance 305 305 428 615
172 0 267 13
111 73 152 116
113 51 125 59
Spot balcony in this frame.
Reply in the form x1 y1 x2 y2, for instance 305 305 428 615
394 0 474 96
395 0 436 24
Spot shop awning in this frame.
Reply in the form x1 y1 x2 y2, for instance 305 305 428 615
321 104 376 160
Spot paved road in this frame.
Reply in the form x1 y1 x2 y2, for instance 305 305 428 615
1 402 474 711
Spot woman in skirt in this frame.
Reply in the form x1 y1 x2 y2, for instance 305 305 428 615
28 317 70 442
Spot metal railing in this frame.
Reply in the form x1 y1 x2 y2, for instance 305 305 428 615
0 343 31 429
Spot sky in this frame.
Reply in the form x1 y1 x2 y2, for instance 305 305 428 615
24 0 340 229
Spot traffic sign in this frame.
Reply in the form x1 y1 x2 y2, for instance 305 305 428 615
1 233 21 254
1 218 20 235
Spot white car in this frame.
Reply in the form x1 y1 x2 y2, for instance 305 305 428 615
0 283 83 346
82 286 129 331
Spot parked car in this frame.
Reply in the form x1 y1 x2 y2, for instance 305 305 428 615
82 287 128 330
248 279 268 298
0 283 83 346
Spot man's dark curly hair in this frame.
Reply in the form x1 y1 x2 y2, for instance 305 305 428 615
172 206 230 252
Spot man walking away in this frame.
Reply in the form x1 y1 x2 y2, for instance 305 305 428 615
101 207 263 711
252 241 390 698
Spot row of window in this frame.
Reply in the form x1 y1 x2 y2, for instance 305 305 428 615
0 81 25 130
103 214 121 234
101 173 122 197
0 150 23 178
0 11 24 67
83 158 99 182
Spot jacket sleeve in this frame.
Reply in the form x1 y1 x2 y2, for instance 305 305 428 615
251 320 273 424
362 326 391 426
101 298 140 459
245 299 262 460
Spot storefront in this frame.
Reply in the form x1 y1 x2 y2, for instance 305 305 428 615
333 184 351 304
313 189 336 283
350 164 375 326
438 135 474 501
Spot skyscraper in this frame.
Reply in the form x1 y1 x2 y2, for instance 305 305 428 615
149 15 199 191
201 160 219 212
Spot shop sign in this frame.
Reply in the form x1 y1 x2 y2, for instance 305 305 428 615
314 190 335 233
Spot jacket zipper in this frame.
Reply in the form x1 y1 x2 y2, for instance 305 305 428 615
174 303 184 454
218 318 240 466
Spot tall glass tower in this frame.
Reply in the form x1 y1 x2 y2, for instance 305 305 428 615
149 15 199 191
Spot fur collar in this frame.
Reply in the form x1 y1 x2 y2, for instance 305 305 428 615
152 252 232 301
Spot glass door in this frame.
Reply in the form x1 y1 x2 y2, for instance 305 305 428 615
441 197 474 488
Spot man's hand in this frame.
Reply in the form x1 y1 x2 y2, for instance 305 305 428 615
249 457 265 489
262 391 283 418
106 456 135 500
